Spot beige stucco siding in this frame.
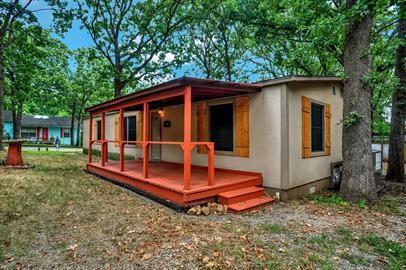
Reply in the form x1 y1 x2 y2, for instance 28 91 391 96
83 111 142 158
159 87 283 188
287 82 343 189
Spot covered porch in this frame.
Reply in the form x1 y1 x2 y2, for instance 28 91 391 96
85 77 265 207
87 160 262 206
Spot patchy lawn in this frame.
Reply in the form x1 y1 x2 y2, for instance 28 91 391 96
0 151 405 269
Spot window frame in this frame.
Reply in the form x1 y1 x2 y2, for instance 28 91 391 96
96 120 102 140
310 99 326 157
124 115 137 142
208 98 236 156
63 128 70 138
21 128 36 140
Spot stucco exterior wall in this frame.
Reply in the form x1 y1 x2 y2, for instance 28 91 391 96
3 122 13 139
158 87 283 188
83 111 142 158
287 82 343 189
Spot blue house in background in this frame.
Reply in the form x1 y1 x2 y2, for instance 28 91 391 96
4 111 79 145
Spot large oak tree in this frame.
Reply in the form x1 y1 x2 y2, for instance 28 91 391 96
73 0 187 97
387 1 405 183
339 0 378 202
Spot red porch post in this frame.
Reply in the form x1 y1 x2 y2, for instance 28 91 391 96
101 111 106 167
208 143 215 186
143 103 150 178
119 108 125 171
183 86 192 190
88 114 93 163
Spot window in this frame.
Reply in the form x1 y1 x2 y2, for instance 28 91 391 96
21 128 36 140
311 103 324 152
97 120 101 140
209 103 234 151
124 116 136 141
63 128 70 138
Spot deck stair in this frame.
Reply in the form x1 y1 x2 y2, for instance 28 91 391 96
218 186 275 212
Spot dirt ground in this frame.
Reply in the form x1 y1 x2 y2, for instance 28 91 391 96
0 151 405 269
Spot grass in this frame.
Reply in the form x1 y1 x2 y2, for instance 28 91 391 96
309 194 349 206
360 235 406 269
378 196 405 216
309 193 405 217
82 148 135 160
259 223 286 234
0 151 404 269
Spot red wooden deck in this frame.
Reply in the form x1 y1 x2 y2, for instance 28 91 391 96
86 160 263 207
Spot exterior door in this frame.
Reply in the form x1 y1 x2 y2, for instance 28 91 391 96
42 127 49 143
150 111 161 160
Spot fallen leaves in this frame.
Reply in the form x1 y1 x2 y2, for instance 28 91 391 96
1 152 404 269
142 253 153 261
68 244 78 252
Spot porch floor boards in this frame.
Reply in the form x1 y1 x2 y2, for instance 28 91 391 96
86 160 263 207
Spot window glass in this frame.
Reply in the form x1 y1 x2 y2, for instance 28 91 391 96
311 103 324 152
124 116 137 141
210 103 234 151
21 128 36 139
63 128 70 138
97 121 101 140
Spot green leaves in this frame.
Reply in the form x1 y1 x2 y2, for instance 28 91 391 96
343 111 363 128
71 0 188 96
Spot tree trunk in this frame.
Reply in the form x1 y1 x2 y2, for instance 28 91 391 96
114 45 123 98
340 0 377 203
387 3 405 182
12 103 22 139
0 50 4 150
114 76 124 98
70 99 76 146
76 114 81 147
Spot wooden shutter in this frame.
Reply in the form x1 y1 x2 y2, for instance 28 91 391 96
197 102 208 154
92 119 97 140
114 114 119 147
136 111 143 148
302 96 311 158
325 104 331 156
236 96 249 157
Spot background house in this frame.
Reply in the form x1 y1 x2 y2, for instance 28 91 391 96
3 110 79 145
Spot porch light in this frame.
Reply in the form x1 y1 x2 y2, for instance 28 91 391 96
158 108 164 117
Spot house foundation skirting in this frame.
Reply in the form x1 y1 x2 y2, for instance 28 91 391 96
265 177 331 201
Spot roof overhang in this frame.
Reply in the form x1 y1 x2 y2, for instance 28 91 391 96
86 77 261 114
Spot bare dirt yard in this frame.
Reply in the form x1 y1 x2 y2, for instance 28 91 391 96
0 151 405 269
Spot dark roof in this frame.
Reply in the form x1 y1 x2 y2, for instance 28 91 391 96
255 75 342 86
4 110 76 128
86 76 261 113
86 76 342 114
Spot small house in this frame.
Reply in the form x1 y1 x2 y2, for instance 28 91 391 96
4 110 79 145
83 76 343 211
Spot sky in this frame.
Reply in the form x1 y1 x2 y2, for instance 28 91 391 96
30 1 94 50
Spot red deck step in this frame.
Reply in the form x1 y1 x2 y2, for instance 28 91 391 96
227 196 275 212
218 186 265 205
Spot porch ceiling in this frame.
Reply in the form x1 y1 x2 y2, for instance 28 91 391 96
86 77 261 114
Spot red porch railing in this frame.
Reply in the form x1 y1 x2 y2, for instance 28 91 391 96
88 140 215 189
87 85 216 191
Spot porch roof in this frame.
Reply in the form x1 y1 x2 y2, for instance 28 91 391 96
86 77 261 114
